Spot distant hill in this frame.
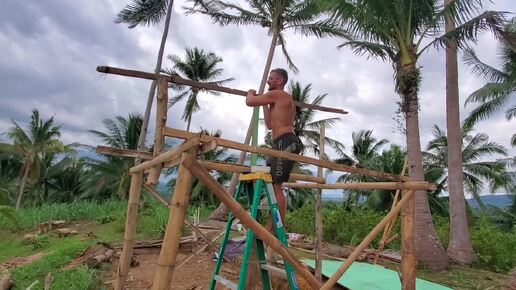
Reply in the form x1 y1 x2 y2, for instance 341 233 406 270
467 194 513 209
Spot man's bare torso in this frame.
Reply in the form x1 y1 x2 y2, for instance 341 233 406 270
268 89 295 139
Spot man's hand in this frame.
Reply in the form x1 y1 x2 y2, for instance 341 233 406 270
247 89 256 97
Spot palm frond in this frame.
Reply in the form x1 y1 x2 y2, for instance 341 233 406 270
115 0 169 28
463 48 508 83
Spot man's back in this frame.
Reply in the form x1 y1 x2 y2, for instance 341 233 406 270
268 89 295 140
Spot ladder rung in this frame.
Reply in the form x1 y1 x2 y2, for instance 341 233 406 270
257 205 270 210
260 264 287 278
213 275 237 290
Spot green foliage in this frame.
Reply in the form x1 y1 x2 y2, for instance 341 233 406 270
0 205 21 231
31 234 50 250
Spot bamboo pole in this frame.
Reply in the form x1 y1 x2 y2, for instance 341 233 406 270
96 145 153 159
182 158 323 289
374 159 408 264
97 65 348 115
129 137 199 174
320 190 415 290
283 181 434 190
401 188 416 289
147 77 169 185
115 171 144 290
315 124 325 281
152 147 197 290
164 127 410 181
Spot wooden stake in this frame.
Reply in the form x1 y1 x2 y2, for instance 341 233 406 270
164 127 410 182
97 65 348 115
182 158 323 289
320 190 415 290
315 124 325 281
115 171 144 290
401 189 416 289
148 77 169 185
152 147 197 290
129 137 199 174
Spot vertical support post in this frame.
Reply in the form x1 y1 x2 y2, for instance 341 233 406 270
147 77 169 185
315 124 325 281
115 171 144 290
401 189 416 289
152 146 197 290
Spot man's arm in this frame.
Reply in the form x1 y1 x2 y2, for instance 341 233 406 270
246 90 276 106
262 105 272 130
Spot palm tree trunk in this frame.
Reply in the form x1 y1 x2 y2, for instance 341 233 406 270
135 0 174 163
208 30 279 221
444 0 476 265
401 62 449 271
16 158 32 209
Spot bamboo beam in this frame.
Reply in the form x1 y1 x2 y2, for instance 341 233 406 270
115 171 144 290
96 145 153 160
129 137 199 174
401 189 416 289
315 124 325 281
152 147 196 290
320 190 415 290
147 78 169 185
283 181 434 190
97 66 348 115
164 127 410 181
182 158 323 289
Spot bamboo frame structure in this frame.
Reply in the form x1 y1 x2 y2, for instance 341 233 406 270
97 63 430 290
315 124 325 281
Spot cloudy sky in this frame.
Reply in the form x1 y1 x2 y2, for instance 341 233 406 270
1 0 514 196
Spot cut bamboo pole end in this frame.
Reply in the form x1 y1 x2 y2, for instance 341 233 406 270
129 137 200 174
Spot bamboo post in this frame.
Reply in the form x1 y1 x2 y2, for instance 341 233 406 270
401 188 416 289
373 158 408 264
315 124 325 281
182 158 323 289
320 190 415 290
152 146 197 290
115 171 144 290
147 77 169 185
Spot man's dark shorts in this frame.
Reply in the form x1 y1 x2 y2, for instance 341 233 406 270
266 132 301 184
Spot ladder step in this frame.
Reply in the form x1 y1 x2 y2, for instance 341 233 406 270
260 263 286 278
213 275 237 290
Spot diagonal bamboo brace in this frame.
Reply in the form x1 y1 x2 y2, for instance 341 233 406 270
182 158 323 290
129 137 199 174
320 189 415 290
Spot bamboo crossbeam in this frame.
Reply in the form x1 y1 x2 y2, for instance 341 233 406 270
96 145 153 160
164 127 410 182
182 158 323 289
97 65 348 115
129 137 200 174
320 190 415 290
282 181 435 190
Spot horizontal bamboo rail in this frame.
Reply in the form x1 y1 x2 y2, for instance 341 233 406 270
283 181 435 190
164 127 410 182
182 158 323 289
97 65 348 115
96 145 153 160
320 189 415 290
129 137 199 174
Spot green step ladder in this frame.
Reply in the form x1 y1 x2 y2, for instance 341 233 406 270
209 171 299 290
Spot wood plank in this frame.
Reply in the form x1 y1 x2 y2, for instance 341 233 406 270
164 127 410 182
97 65 348 115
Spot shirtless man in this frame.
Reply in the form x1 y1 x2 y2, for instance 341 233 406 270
245 68 301 231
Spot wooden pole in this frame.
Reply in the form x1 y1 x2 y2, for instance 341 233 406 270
283 181 434 190
129 137 199 174
315 124 325 281
152 147 197 290
147 77 169 185
164 127 410 182
97 65 348 115
401 188 416 289
96 145 153 159
320 190 415 290
115 171 144 290
182 158 323 289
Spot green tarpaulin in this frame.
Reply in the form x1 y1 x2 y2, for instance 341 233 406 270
302 259 452 290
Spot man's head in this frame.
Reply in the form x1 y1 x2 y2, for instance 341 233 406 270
267 68 288 91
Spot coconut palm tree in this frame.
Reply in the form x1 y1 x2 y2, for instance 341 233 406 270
4 110 67 209
163 47 234 132
116 0 175 160
81 113 144 200
463 19 516 147
166 129 237 206
423 125 512 206
0 149 22 206
321 0 505 271
186 0 346 220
